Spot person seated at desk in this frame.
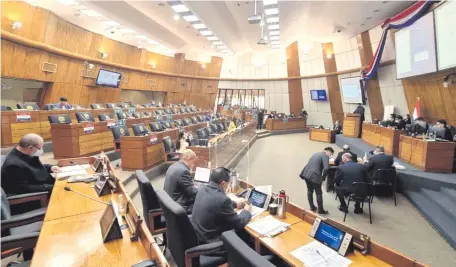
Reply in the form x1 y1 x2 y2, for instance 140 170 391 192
394 115 406 130
364 146 394 178
300 109 308 118
436 119 454 141
335 153 369 213
334 145 357 166
413 117 428 134
228 117 237 131
54 96 72 110
176 132 190 153
333 120 342 134
191 167 251 244
405 114 412 125
1 133 61 195
163 149 199 214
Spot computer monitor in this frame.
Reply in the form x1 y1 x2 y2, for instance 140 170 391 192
405 124 413 133
194 167 211 183
413 121 427 134
247 189 271 210
429 126 447 139
309 218 352 256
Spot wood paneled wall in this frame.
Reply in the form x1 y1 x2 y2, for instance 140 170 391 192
1 1 222 109
286 42 304 115
321 43 344 124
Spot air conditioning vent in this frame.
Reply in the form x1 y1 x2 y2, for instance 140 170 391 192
147 79 156 86
81 69 96 79
42 62 57 73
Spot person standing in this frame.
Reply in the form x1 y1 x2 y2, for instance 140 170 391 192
353 103 365 137
257 109 264 130
299 147 334 214
333 120 342 134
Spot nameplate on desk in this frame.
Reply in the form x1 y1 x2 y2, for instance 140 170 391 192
100 201 123 243
94 175 111 196
83 123 95 134
149 134 158 144
16 112 31 122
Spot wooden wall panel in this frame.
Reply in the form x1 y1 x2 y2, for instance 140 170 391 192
321 43 344 123
286 41 304 115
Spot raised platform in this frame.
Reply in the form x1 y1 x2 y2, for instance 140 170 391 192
335 134 456 249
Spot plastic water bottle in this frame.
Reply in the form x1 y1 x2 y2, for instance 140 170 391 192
118 194 126 216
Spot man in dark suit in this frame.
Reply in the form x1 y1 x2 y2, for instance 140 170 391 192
333 120 342 134
191 167 252 244
1 133 61 195
334 145 357 166
257 109 264 130
364 146 394 178
354 103 365 137
299 147 334 214
163 149 199 214
335 153 370 213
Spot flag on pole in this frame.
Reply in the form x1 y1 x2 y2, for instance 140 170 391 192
412 97 421 120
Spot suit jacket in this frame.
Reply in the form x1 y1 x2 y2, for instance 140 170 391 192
163 161 198 209
396 120 406 130
335 162 369 191
354 105 365 122
191 181 251 243
1 148 55 195
364 153 394 177
257 112 264 123
333 124 342 134
334 151 358 166
299 152 330 184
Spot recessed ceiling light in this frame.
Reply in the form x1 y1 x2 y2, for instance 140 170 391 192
148 40 159 45
59 0 78 5
270 36 280 41
264 8 279 15
173 15 180 21
269 30 280 36
192 23 206 29
373 9 380 13
200 30 212 36
183 15 199 22
263 0 278 6
101 20 120 27
207 36 218 41
271 40 280 45
218 45 228 49
272 45 280 49
212 41 223 45
170 4 189 13
267 17 279 23
135 35 148 40
80 9 102 17
268 24 279 30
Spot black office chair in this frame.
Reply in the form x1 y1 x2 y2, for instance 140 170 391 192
210 124 218 133
132 123 150 136
343 182 374 224
370 169 397 206
98 114 114 121
216 124 223 132
183 118 192 126
191 117 199 124
106 103 117 108
205 127 215 135
190 107 196 113
16 103 39 111
197 128 208 140
43 104 55 110
163 136 180 161
143 104 152 108
1 105 12 111
174 120 184 127
48 114 72 124
90 103 103 109
135 171 167 247
163 109 171 114
150 122 164 132
156 191 226 267
221 231 276 267
133 113 144 119
119 103 130 108
75 112 95 123
180 107 187 113
196 115 203 122
185 107 192 113
111 125 130 149
162 121 172 129
116 111 127 120
155 110 163 115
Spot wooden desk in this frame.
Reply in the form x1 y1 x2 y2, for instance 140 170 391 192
1 110 41 147
398 135 456 173
343 113 361 138
119 134 166 171
362 123 405 156
266 118 307 131
309 128 336 143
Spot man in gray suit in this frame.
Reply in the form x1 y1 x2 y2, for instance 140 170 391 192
191 167 252 244
299 147 334 214
164 149 199 214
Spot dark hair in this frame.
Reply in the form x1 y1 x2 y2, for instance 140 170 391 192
176 132 185 151
232 117 237 126
324 147 334 153
357 103 362 106
438 119 447 126
210 167 231 184
416 117 424 121
396 115 403 120
60 97 68 102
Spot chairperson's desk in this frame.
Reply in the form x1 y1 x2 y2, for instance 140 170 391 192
343 113 361 138
266 118 307 131
309 128 336 143
31 156 168 267
362 123 405 156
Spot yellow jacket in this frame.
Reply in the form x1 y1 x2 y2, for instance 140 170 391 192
228 121 237 131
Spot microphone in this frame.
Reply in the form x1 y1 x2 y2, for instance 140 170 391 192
64 186 111 206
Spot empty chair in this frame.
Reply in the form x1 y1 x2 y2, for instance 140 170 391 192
172 109 179 114
196 115 204 122
164 109 172 114
48 114 71 124
185 107 192 113
162 136 180 161
143 103 152 108
132 123 150 136
370 169 397 206
162 121 172 129
43 104 55 110
196 128 207 140
190 107 196 113
174 120 184 127
150 122 164 132
156 190 226 267
155 110 163 115
111 125 130 149
1 105 12 111
98 114 114 121
191 117 199 124
106 103 117 108
183 118 192 126
119 103 130 108
133 113 143 119
210 124 218 133
180 107 187 113
343 182 374 224
143 112 152 117
75 112 95 122
216 123 223 132
221 231 276 267
17 103 39 111
205 127 214 135
90 103 103 109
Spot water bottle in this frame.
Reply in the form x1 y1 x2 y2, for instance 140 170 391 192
118 194 126 216
277 190 289 219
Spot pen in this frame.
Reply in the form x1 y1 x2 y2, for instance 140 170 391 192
316 249 328 263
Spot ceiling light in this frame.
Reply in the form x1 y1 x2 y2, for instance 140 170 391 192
218 45 228 49
192 23 206 29
201 63 206 69
135 35 148 40
260 20 265 26
101 20 120 27
207 36 218 41
270 36 280 41
200 30 212 36
147 40 159 45
98 52 108 59
12 21 22 30
150 63 156 69
264 36 268 41
173 15 180 21
221 49 230 53
264 8 279 15
271 40 280 45
59 0 78 5
137 41 143 49
80 9 101 17
263 0 278 6
212 41 223 46
170 4 189 13
119 28 136 34
272 45 280 49
267 17 279 23
183 15 199 22
269 30 280 36
268 24 279 30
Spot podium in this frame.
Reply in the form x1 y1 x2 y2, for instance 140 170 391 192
119 135 166 170
50 121 112 158
309 128 336 143
343 113 361 138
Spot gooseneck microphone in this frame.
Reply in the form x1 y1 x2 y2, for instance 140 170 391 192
64 186 111 206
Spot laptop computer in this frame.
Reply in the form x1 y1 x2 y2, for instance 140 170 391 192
194 167 211 187
245 188 271 218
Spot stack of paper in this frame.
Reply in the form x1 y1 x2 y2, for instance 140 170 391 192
53 166 88 180
247 215 289 236
290 241 352 267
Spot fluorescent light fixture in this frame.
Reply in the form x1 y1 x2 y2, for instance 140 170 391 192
260 20 265 26
170 4 189 13
135 35 148 40
269 30 280 36
173 15 180 21
263 0 278 6
264 36 268 41
207 36 218 41
59 0 78 5
272 45 280 49
264 8 279 15
271 40 280 45
200 30 212 36
12 21 22 30
221 49 230 53
218 45 228 49
270 36 280 40
183 15 199 22
119 28 136 34
101 20 120 27
212 41 223 45
192 23 206 29
147 40 159 45
266 17 279 23
268 24 279 30
80 9 101 17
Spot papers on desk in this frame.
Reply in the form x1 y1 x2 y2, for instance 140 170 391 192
247 215 290 236
291 241 352 267
393 162 406 170
52 165 90 180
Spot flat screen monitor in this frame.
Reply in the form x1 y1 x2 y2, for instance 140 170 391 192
395 12 437 79
194 167 211 183
340 77 365 104
314 221 346 251
435 1 456 70
310 90 327 101
248 189 268 209
96 69 122 88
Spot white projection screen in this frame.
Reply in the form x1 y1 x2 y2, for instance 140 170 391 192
395 12 437 79
340 77 364 104
435 1 456 70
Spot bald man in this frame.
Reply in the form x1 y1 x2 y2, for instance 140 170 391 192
1 133 61 194
164 149 199 214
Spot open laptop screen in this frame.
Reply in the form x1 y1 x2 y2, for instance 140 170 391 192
194 167 211 183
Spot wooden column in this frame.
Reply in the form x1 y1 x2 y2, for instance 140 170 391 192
321 43 344 124
357 31 384 121
286 41 304 115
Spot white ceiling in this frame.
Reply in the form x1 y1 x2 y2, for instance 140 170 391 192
24 0 412 60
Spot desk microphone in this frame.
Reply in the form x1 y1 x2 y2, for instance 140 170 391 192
64 186 111 206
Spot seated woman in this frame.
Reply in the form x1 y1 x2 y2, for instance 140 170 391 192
228 118 237 131
176 132 190 153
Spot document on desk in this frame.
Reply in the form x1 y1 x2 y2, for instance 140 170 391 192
290 241 352 267
53 169 88 180
246 215 289 236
